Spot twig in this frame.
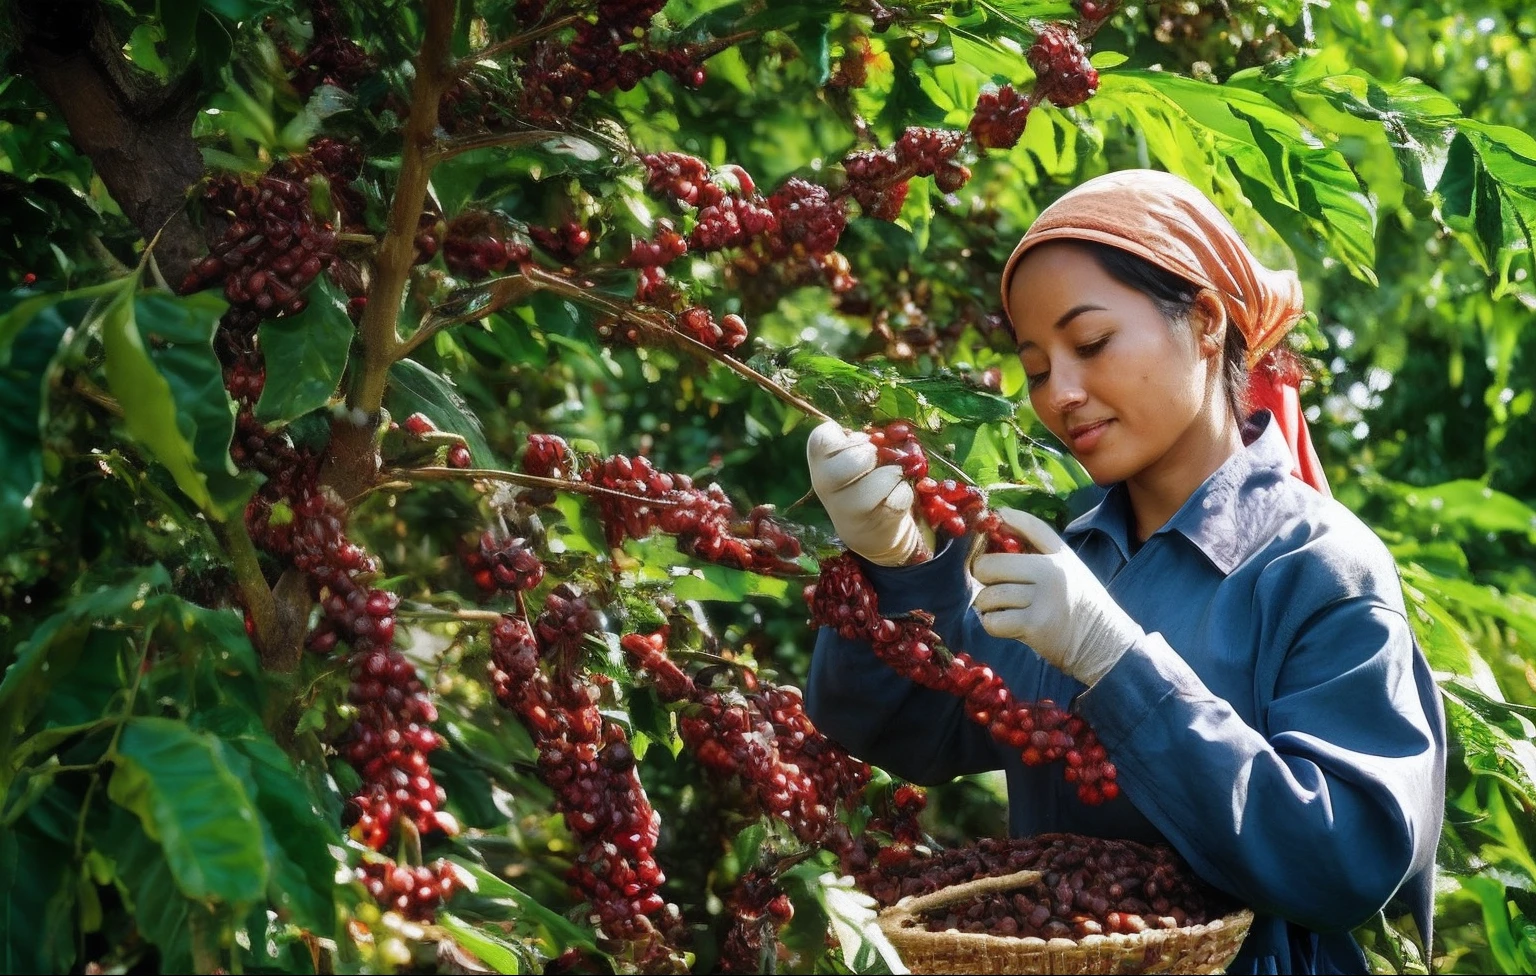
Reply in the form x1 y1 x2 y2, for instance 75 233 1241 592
388 465 687 507
216 518 279 665
397 606 507 624
429 128 574 164
519 266 834 422
460 14 583 68
397 273 538 362
70 374 124 417
350 0 457 417
921 443 979 488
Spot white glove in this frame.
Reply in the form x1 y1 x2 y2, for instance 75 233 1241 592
806 420 931 567
970 508 1143 685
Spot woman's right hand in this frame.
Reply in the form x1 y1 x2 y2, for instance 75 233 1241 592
806 420 930 567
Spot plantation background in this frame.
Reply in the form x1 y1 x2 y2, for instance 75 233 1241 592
2 1 1535 973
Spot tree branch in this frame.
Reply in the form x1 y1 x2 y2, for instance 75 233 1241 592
518 265 834 422
429 128 574 164
389 465 686 507
323 0 458 502
458 14 583 70
15 1 208 284
396 273 539 361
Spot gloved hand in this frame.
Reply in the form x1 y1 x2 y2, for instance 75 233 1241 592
806 420 932 567
970 508 1143 685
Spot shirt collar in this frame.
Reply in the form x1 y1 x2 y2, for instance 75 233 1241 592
1063 411 1297 575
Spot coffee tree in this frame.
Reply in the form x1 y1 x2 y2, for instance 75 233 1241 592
3 1 1535 973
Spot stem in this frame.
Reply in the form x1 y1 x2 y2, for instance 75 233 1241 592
216 518 279 666
390 465 687 507
519 266 833 422
461 14 583 68
396 273 538 362
350 0 457 418
71 374 124 417
921 441 978 488
430 128 572 164
74 632 154 858
344 479 414 508
397 607 506 624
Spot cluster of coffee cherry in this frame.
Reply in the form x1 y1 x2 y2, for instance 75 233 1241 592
859 833 1230 940
514 0 706 122
442 211 531 280
622 631 872 848
194 203 459 919
179 172 333 317
276 0 374 97
488 612 685 968
356 857 463 923
399 412 474 472
622 629 895 972
843 127 971 220
1028 24 1100 108
542 450 804 574
717 867 796 973
529 221 594 265
866 421 1030 554
462 529 545 594
808 556 1117 804
229 424 454 868
969 85 1034 151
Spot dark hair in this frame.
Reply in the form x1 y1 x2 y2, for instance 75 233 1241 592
1074 242 1249 422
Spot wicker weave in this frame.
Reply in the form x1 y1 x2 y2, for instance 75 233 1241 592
876 869 1254 975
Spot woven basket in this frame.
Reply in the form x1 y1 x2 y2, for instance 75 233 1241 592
876 869 1254 975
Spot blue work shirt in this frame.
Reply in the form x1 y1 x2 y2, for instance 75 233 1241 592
806 411 1447 975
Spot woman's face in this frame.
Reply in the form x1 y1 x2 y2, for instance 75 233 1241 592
1007 242 1221 487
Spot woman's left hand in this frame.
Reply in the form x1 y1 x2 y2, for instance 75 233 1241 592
971 508 1144 686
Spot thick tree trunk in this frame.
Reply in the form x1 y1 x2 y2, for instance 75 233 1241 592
15 0 208 284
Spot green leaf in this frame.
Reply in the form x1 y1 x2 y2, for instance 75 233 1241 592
102 805 196 972
135 290 248 515
449 859 601 954
108 717 268 904
897 175 931 252
254 276 355 424
0 820 76 973
898 377 1015 424
791 20 831 86
1093 72 1377 280
438 913 526 973
0 294 81 548
0 567 171 789
820 872 908 974
387 358 499 467
668 563 793 603
224 737 339 937
1441 692 1536 805
99 287 228 516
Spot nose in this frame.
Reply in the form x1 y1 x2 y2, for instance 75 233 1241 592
1046 363 1087 416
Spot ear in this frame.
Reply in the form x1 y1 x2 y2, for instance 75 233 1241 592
1190 290 1227 358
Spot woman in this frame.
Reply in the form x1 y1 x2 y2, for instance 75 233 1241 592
803 170 1446 975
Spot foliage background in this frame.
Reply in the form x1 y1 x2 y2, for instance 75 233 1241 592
2 0 1535 973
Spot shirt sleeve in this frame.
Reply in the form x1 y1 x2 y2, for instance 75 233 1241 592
1076 596 1444 934
805 537 1023 785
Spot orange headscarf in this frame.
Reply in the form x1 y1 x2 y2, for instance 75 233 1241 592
999 169 1329 495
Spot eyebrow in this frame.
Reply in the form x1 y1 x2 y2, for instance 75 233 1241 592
1015 304 1106 349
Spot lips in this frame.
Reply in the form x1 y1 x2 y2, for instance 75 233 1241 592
1065 418 1113 452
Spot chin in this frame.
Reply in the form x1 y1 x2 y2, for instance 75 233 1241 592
1077 454 1135 487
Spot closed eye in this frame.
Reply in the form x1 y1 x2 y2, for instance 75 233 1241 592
1077 336 1110 357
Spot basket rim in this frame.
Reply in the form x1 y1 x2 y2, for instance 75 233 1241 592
875 867 1254 959
880 904 1256 950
